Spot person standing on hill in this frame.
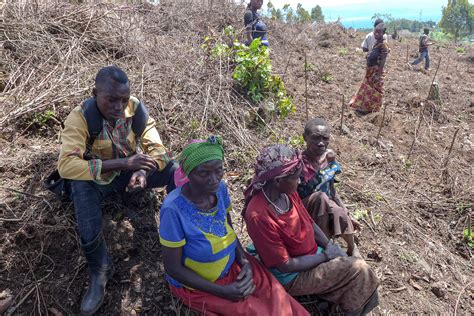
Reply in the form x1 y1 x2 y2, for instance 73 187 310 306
350 23 390 114
244 0 269 46
410 28 433 71
57 65 177 315
361 18 388 52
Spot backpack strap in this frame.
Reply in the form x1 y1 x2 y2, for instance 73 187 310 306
132 101 149 137
82 97 104 160
82 97 149 158
131 101 149 153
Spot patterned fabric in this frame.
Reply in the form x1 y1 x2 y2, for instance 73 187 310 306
286 256 379 313
244 144 301 204
366 39 389 68
58 96 171 184
159 181 237 287
299 150 341 200
173 139 206 187
178 136 224 176
349 66 386 113
303 191 355 238
170 254 310 316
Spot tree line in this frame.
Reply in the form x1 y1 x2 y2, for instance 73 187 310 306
264 1 473 40
266 2 324 23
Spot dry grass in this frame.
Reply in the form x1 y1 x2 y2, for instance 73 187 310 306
0 0 473 315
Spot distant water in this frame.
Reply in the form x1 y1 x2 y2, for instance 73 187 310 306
324 6 443 29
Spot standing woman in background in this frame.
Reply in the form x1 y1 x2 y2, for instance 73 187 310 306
349 23 390 114
244 0 269 46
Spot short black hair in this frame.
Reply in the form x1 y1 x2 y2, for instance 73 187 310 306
424 28 430 34
304 117 330 135
95 65 129 87
375 22 386 33
374 18 384 27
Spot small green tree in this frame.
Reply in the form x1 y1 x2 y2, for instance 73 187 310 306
282 4 296 23
296 3 311 23
311 5 324 23
440 0 474 40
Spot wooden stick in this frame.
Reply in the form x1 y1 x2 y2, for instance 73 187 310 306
304 51 309 121
361 218 376 233
407 58 442 160
427 57 442 100
6 287 35 316
407 102 425 160
282 52 292 80
376 101 388 144
454 281 473 316
441 128 460 170
340 94 345 133
468 214 472 238
406 45 409 63
0 186 52 210
445 54 450 73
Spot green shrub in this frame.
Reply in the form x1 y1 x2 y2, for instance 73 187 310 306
32 110 55 126
456 47 465 54
203 31 295 119
338 48 348 57
463 228 474 249
320 71 333 83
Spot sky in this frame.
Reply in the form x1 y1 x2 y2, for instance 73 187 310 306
260 0 456 28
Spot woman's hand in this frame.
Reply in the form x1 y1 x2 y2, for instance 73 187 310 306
222 261 256 301
351 217 362 231
325 242 347 260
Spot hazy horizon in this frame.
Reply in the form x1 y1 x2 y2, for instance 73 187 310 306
258 0 470 28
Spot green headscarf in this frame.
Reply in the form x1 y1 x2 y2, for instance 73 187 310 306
179 136 224 175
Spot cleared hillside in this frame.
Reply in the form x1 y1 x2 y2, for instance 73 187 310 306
0 1 473 314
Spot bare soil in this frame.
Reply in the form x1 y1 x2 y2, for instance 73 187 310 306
1 1 473 315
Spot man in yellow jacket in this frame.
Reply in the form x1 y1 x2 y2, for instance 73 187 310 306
58 65 176 315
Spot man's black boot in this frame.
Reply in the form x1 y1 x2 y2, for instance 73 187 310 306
80 232 115 315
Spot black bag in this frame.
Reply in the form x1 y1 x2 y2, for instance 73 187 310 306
44 97 149 199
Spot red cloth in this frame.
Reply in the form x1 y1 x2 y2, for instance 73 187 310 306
170 254 309 316
244 191 317 268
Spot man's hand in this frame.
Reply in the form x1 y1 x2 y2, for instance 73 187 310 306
222 261 255 301
127 170 147 192
125 154 157 172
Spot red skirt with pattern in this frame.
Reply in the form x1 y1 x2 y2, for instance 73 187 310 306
349 66 385 113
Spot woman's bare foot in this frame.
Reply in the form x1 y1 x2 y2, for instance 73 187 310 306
349 245 362 258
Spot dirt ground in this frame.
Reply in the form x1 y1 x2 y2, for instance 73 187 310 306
1 1 473 315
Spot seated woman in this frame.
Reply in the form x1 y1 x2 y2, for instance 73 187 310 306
244 0 269 46
244 144 379 315
159 136 308 316
299 118 359 256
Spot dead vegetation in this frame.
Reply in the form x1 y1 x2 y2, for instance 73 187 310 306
0 0 473 315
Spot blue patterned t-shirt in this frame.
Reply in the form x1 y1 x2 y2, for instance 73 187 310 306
159 181 237 288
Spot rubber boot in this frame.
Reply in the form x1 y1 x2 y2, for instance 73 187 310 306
80 232 115 315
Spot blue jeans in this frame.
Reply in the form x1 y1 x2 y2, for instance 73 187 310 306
67 161 177 244
411 50 430 70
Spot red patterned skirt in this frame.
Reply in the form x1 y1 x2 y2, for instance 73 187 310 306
349 66 385 113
